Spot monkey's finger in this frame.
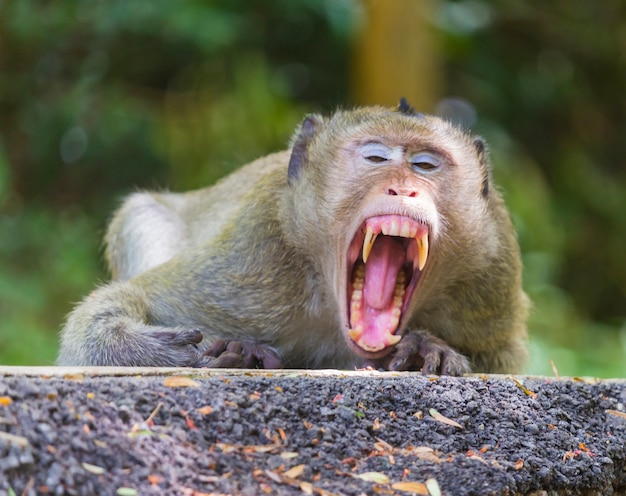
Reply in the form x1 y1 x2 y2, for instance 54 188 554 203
203 351 245 368
225 341 243 354
388 334 420 371
204 339 227 357
421 352 442 375
253 347 283 369
440 351 471 376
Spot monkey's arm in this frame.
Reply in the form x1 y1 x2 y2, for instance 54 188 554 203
57 277 283 368
57 281 206 366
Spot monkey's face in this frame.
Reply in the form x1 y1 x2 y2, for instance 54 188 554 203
305 112 488 359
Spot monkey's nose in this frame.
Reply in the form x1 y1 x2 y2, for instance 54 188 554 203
386 187 418 198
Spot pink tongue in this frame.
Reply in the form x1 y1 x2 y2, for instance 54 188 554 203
364 237 406 310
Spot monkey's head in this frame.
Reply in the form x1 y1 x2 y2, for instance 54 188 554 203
285 102 495 360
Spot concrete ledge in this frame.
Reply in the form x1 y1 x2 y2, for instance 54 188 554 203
0 367 624 495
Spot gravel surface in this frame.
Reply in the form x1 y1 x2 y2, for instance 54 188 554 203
0 368 625 496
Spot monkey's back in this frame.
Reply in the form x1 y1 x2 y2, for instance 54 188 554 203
179 151 290 246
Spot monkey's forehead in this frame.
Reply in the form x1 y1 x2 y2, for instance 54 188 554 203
323 109 473 151
329 107 469 135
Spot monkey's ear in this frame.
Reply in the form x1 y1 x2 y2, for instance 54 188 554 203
474 138 490 198
288 114 323 185
397 97 424 118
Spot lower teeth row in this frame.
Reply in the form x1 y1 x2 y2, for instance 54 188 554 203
350 264 406 326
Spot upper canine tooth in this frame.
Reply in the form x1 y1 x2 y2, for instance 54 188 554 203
417 231 429 271
362 226 378 263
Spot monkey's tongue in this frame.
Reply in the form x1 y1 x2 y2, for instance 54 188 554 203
364 236 406 310
348 237 406 353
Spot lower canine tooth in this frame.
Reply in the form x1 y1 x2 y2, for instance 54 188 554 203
349 326 363 341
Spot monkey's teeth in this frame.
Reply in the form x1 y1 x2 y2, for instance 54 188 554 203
417 231 429 271
362 226 378 263
349 266 404 351
348 326 363 342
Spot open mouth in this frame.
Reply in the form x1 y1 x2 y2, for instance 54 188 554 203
347 215 429 354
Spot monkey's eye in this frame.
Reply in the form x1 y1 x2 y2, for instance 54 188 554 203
411 153 441 172
359 143 392 164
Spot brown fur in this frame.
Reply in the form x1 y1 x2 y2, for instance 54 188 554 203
58 104 528 373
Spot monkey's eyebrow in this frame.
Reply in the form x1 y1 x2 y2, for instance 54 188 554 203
357 142 393 159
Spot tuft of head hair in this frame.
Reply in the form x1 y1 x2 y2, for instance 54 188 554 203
397 97 424 118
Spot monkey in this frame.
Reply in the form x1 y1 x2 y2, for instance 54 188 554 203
57 102 529 375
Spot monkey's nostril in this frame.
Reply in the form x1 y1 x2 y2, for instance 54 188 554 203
387 188 418 197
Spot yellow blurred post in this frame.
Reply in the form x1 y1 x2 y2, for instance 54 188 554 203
352 0 440 112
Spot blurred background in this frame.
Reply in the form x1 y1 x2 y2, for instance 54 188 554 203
0 0 624 376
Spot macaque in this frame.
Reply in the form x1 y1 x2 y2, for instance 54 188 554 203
58 100 528 374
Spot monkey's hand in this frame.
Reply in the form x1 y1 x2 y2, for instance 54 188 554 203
386 331 471 376
198 339 283 369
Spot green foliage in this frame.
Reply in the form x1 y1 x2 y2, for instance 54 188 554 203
0 0 355 365
0 1 623 376
436 0 626 376
0 209 104 365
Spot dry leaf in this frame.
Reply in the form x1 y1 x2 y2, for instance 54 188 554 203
147 474 163 485
163 376 199 388
299 481 314 495
280 451 299 459
278 427 287 441
0 396 12 406
606 409 626 420
374 437 394 452
511 377 537 398
514 459 524 470
410 446 434 455
264 470 283 483
116 488 137 496
357 472 390 484
283 464 305 479
197 406 213 415
63 373 84 381
429 409 463 429
391 481 428 494
0 431 29 447
549 359 560 379
425 478 441 496
82 462 106 475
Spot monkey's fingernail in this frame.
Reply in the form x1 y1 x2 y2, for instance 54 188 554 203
362 225 378 263
417 230 429 271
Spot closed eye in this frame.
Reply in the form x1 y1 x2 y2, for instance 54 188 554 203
366 155 388 163
359 142 392 164
411 153 441 172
